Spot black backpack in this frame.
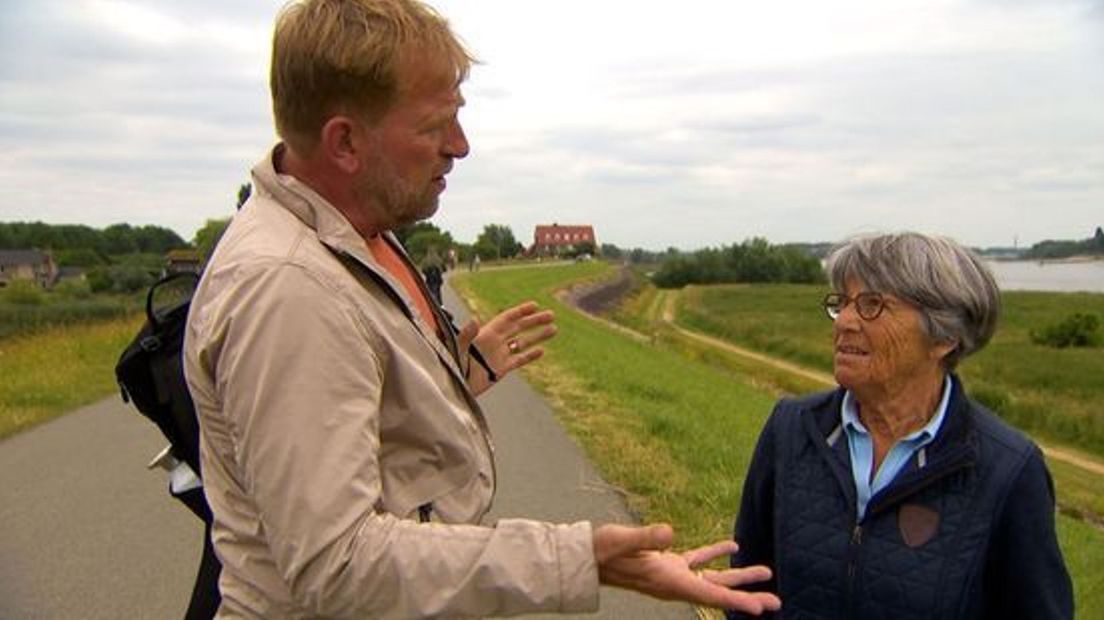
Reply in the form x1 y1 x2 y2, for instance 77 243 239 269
115 272 202 476
115 271 221 618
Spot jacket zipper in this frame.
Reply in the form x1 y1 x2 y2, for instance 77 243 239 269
846 521 863 617
843 451 973 617
837 440 972 617
332 244 500 510
381 239 500 514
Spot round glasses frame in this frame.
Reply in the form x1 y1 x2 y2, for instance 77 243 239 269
823 292 887 321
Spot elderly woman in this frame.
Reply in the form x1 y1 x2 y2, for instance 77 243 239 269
728 232 1072 619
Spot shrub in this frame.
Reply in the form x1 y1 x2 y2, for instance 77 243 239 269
1 280 45 305
53 278 93 299
86 267 113 293
0 295 139 340
108 264 156 293
85 264 157 294
1030 313 1102 348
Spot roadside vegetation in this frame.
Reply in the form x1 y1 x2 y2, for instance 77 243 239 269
456 262 1103 618
0 315 142 439
0 277 146 438
0 279 141 340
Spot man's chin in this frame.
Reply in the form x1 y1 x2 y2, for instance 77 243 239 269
390 200 440 228
412 198 440 222
419 199 440 220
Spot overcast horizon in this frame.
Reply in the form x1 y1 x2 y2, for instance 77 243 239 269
2 0 1101 252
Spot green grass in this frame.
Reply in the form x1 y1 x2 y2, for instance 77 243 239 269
607 275 665 334
454 263 777 544
0 314 143 439
456 264 1103 619
1058 515 1104 616
0 285 151 438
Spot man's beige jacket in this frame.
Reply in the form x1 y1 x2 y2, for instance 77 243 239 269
184 147 598 618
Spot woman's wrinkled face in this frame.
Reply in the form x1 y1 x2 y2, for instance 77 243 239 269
832 278 947 394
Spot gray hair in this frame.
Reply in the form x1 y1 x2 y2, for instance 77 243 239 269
825 232 1001 369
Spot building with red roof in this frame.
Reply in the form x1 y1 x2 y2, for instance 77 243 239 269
531 224 597 257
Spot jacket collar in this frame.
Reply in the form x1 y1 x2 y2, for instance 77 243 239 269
251 144 368 254
803 374 979 519
807 374 975 453
249 145 468 385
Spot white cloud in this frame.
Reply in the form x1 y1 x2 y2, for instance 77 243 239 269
83 1 192 46
0 0 1101 249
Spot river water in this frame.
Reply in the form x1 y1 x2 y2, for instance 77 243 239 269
986 260 1104 293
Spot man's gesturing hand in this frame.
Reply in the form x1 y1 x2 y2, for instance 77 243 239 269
459 301 556 395
594 524 781 615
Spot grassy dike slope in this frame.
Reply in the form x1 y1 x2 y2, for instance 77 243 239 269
454 263 1102 618
454 262 777 545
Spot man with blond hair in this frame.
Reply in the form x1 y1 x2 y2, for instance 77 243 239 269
184 0 781 617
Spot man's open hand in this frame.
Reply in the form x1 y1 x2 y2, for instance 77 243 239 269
594 524 781 615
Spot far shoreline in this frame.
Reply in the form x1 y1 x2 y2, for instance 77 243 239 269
988 254 1104 264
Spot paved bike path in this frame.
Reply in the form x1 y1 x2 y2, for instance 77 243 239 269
0 282 691 619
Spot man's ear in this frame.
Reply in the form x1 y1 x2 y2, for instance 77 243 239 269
319 116 362 174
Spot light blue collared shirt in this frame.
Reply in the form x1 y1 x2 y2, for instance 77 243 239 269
841 376 952 520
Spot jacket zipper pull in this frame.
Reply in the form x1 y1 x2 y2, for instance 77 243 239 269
848 524 863 579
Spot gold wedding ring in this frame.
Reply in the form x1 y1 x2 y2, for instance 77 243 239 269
507 339 520 354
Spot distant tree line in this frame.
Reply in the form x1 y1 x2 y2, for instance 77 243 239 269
0 221 191 294
651 238 825 289
595 244 666 264
472 224 522 260
396 222 526 264
396 221 457 263
1024 227 1104 260
0 221 187 266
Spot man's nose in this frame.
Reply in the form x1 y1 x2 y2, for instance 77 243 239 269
445 120 469 159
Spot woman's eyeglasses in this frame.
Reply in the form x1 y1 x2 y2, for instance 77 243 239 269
823 292 887 321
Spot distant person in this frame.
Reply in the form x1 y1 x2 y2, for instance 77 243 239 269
470 252 481 272
727 232 1072 619
183 0 779 617
447 246 458 270
420 246 445 304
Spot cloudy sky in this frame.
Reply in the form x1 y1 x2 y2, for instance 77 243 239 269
1 0 1101 251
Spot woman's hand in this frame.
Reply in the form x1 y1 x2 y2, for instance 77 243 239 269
458 301 557 396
